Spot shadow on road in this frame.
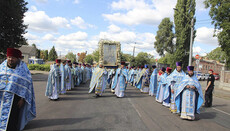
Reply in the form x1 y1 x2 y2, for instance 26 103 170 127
196 112 217 120
24 117 92 130
212 104 227 107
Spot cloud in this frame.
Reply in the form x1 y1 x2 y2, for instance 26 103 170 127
24 33 42 45
24 11 70 32
34 0 48 3
103 0 177 26
108 24 121 33
73 0 80 4
70 17 95 29
196 0 207 11
195 27 218 46
30 6 37 11
43 34 55 41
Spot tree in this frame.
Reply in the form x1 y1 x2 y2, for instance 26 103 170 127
48 46 58 61
78 52 86 63
204 0 230 68
133 52 155 67
206 47 227 63
158 53 174 68
92 49 99 62
120 52 132 62
154 18 175 56
174 0 196 69
32 44 40 58
85 54 94 65
0 0 28 59
40 50 48 61
65 52 76 63
44 50 48 61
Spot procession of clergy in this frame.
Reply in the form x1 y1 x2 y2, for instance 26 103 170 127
47 59 204 121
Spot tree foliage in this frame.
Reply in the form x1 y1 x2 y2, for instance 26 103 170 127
174 0 196 69
78 52 86 63
121 52 132 62
158 53 174 68
206 47 227 63
32 44 40 58
0 0 28 58
48 46 58 61
133 52 155 67
154 18 175 56
65 52 76 63
204 0 230 68
92 49 99 62
85 54 94 65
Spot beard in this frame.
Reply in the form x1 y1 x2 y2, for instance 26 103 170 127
188 73 194 77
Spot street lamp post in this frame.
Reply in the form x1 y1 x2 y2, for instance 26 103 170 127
189 18 194 66
173 8 194 66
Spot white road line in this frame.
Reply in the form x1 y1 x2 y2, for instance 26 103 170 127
128 98 142 118
212 107 230 116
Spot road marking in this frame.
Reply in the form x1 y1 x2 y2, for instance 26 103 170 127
128 98 142 118
212 107 230 116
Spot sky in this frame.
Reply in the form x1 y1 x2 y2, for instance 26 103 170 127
23 0 219 58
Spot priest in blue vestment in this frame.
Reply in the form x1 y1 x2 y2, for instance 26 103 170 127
112 62 128 98
162 67 172 107
149 65 158 96
136 65 150 93
65 60 72 90
45 59 61 100
156 67 168 103
135 66 143 90
0 48 36 131
175 66 204 120
89 64 108 97
166 62 185 113
73 62 80 86
60 60 67 94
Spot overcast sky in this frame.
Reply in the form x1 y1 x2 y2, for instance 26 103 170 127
24 0 219 58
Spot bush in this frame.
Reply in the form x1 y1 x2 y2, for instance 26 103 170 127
28 64 50 71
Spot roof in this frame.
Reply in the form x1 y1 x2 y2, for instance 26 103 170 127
19 45 36 56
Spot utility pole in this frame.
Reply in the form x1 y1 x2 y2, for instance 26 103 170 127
133 42 136 57
189 18 194 66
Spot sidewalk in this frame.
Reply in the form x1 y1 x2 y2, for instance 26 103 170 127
30 70 49 75
200 81 230 100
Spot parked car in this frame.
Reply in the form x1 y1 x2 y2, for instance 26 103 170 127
197 73 205 81
213 73 220 80
204 73 209 81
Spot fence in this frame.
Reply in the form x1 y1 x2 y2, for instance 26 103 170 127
219 69 230 91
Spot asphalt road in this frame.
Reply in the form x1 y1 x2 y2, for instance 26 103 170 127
23 73 230 131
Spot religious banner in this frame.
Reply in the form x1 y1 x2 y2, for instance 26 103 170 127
98 39 121 67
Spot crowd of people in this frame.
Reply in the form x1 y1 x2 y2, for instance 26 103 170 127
45 59 93 100
0 48 217 130
89 61 215 121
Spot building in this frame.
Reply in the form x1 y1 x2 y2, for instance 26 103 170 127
18 45 37 64
193 58 225 74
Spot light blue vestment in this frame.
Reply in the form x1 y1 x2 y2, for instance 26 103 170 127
163 69 185 111
45 64 61 97
60 63 67 94
135 69 142 89
175 75 204 114
156 73 168 100
0 60 36 131
78 67 83 84
112 68 128 91
75 67 80 86
89 68 108 95
149 68 158 95
128 69 135 83
65 65 72 90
